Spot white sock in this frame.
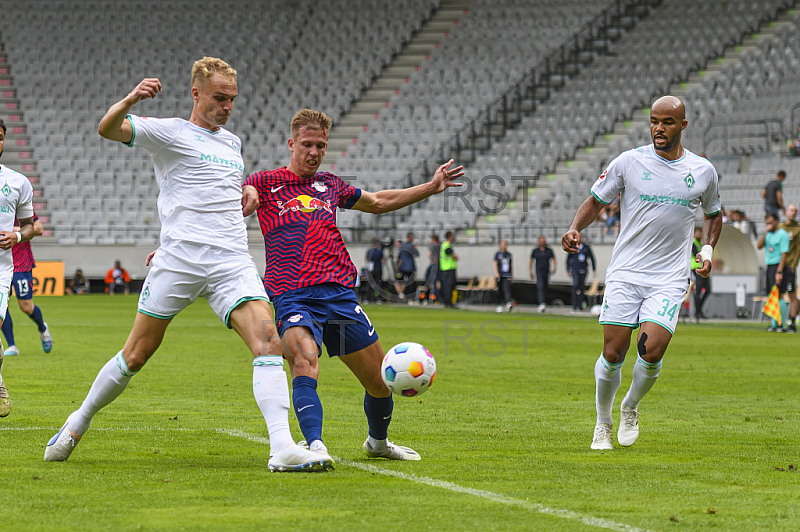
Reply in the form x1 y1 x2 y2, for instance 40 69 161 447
71 351 137 436
367 436 388 451
309 440 328 454
621 355 662 411
253 357 294 452
595 353 623 426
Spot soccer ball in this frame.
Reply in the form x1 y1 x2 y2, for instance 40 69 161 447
381 342 436 397
590 304 602 317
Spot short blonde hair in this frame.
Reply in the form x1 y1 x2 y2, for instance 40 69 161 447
291 109 332 138
191 57 237 87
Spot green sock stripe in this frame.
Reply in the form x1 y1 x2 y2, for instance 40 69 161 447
600 357 624 372
636 355 662 371
253 355 284 367
115 351 138 378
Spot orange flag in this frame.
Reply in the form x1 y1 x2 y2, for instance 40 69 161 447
763 285 782 326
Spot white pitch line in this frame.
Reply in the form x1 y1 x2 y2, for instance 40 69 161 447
216 428 650 532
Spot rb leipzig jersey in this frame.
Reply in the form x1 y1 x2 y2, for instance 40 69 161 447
11 212 38 272
244 168 362 298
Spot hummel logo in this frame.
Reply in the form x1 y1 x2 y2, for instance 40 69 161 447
297 405 314 412
271 185 285 193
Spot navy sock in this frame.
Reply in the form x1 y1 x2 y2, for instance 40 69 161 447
29 305 46 332
292 376 323 444
1 309 15 347
364 392 393 440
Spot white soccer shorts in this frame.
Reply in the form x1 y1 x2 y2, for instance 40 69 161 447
598 280 689 335
138 241 268 328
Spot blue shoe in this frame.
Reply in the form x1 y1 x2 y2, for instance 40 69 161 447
40 323 52 353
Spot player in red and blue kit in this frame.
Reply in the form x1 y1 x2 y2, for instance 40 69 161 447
2 213 52 356
245 109 463 464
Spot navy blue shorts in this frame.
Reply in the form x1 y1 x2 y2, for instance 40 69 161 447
11 271 34 300
273 283 379 358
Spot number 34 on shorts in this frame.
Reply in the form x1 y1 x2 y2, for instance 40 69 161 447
598 281 688 334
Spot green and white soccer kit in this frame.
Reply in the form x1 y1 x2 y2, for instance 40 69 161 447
0 165 34 320
591 145 721 333
126 115 268 326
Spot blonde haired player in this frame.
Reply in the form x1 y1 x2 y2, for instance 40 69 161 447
562 96 722 450
44 58 327 471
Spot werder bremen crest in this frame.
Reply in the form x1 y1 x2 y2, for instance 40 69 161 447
684 171 695 190
1 182 10 197
141 285 151 303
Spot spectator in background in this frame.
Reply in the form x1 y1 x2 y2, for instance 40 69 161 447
394 232 418 301
530 236 556 313
727 209 757 239
789 124 800 157
439 231 458 308
364 239 384 303
567 241 596 312
758 213 790 332
420 234 440 305
780 204 800 332
66 269 90 295
105 260 130 295
493 239 513 313
762 170 786 218
691 227 710 320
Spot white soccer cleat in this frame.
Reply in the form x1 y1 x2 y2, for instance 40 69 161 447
4 345 19 357
537 303 546 313
591 423 614 450
618 408 640 447
0 377 9 418
268 442 334 472
363 438 421 461
0 352 9 417
44 421 82 461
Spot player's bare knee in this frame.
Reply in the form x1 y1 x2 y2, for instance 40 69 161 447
123 350 149 372
366 379 391 398
637 331 667 363
602 350 626 364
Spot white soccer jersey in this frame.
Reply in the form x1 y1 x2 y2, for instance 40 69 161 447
127 115 248 253
0 165 34 276
590 145 721 286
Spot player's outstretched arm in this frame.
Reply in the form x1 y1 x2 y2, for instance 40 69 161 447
99 78 162 143
241 185 259 217
562 196 604 253
694 211 723 278
353 160 464 215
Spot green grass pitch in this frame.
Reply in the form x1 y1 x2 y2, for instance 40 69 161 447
1 295 799 531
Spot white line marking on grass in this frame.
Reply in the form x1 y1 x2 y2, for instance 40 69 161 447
216 428 650 532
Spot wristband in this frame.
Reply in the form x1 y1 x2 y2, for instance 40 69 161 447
698 244 713 265
14 232 21 243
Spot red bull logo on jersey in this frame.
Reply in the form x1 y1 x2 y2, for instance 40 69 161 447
277 195 333 216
